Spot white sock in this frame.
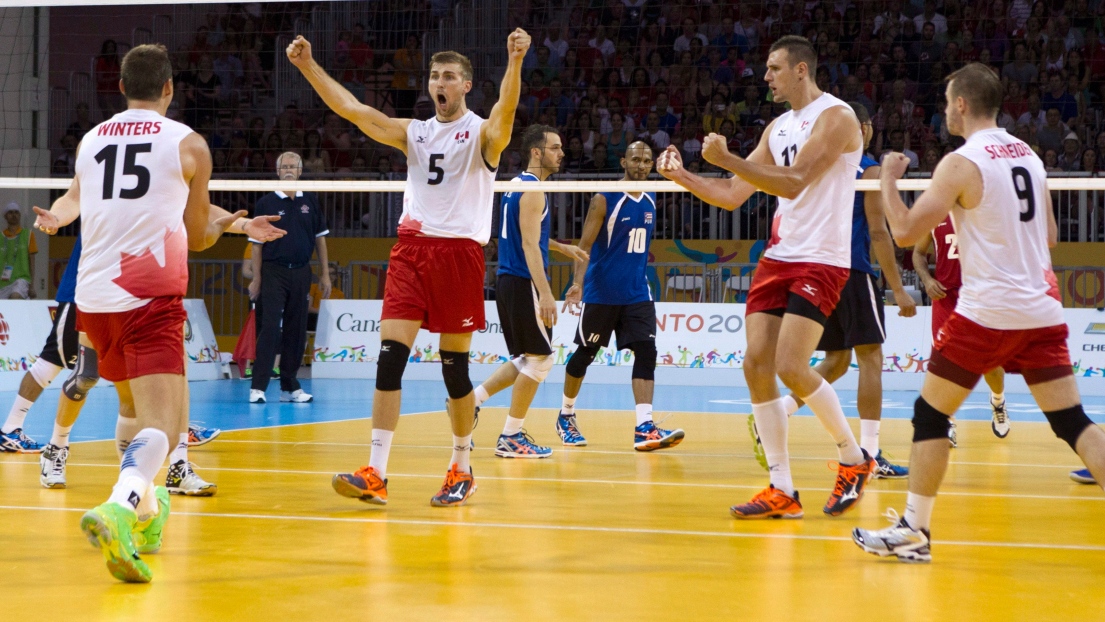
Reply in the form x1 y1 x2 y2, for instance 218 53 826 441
115 416 140 459
502 416 524 436
452 434 472 472
753 397 794 495
50 423 74 448
369 429 394 479
135 482 160 521
561 394 576 415
781 395 799 416
2 396 33 433
904 492 936 531
991 391 1005 405
860 419 880 457
474 385 490 407
168 433 188 465
802 379 865 465
635 403 653 426
108 428 169 511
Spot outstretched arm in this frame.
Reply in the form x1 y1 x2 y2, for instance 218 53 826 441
700 106 861 200
481 28 531 168
880 152 975 247
862 164 915 317
287 35 410 154
656 125 774 211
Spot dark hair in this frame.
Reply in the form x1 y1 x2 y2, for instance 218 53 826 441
848 101 870 124
769 35 817 73
946 62 1003 120
430 51 473 81
521 124 558 159
120 44 173 102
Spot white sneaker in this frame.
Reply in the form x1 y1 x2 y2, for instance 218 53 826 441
249 389 266 403
280 389 313 403
948 421 958 448
991 399 1010 438
165 460 218 496
40 443 69 489
853 510 932 563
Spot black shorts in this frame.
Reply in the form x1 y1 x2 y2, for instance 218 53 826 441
496 274 553 357
818 270 885 351
573 301 656 350
39 301 80 369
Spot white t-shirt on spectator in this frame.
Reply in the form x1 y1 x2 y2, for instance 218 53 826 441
641 129 671 149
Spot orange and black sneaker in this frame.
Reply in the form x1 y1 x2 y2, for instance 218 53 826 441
430 463 477 507
332 466 388 505
823 449 875 516
730 485 804 519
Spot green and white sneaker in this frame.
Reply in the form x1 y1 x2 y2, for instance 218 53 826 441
134 486 171 554
80 502 152 583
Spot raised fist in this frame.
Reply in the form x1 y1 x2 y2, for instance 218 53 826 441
286 35 314 68
507 28 531 61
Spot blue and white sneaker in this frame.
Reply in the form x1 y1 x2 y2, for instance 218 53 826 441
633 420 684 452
495 430 553 458
555 413 587 446
872 450 909 479
1070 468 1097 484
187 423 221 447
0 428 44 453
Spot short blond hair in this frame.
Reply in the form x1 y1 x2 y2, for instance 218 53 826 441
430 51 473 81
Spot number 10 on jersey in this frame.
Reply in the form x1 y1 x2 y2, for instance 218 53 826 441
627 228 648 253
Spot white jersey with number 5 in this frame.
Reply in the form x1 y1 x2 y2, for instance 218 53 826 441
74 108 193 313
764 92 861 269
951 127 1063 329
400 110 496 244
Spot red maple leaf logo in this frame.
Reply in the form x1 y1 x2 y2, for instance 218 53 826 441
112 227 188 298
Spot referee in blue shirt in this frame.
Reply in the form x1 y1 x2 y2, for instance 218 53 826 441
248 152 330 404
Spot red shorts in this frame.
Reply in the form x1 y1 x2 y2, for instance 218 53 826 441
76 296 187 382
930 290 958 341
929 312 1073 388
746 257 850 318
381 235 486 334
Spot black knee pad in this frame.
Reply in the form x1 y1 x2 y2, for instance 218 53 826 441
566 345 599 378
62 345 99 402
629 341 657 381
375 340 410 392
912 396 952 443
1044 404 1095 451
439 350 473 399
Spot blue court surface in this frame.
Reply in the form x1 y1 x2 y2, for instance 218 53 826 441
6 378 1104 444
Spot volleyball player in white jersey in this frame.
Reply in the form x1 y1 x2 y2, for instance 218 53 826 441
33 44 284 582
286 30 530 507
658 35 875 519
853 63 1105 563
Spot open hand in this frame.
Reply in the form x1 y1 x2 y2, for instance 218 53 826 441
243 215 286 242
561 284 582 315
33 206 60 235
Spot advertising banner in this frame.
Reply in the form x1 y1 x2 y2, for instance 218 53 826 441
0 300 222 389
313 301 947 375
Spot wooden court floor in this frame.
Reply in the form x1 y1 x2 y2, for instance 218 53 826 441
2 408 1103 621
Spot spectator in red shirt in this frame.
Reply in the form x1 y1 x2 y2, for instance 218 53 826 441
94 39 123 120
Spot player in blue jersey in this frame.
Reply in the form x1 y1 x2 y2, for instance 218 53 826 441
472 125 588 458
748 102 918 479
0 235 220 491
559 141 685 450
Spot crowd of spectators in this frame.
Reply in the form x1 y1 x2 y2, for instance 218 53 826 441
51 1 1105 237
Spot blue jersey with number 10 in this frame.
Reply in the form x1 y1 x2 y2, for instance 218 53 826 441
497 172 550 279
583 191 655 305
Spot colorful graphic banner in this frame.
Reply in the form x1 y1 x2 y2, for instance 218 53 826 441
313 301 950 375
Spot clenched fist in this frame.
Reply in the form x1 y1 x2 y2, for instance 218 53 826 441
656 145 685 178
880 152 910 180
507 28 531 61
701 133 731 166
286 35 314 68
